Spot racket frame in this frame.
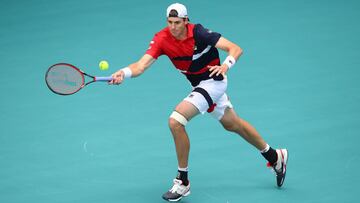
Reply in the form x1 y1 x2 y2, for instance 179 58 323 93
45 63 112 95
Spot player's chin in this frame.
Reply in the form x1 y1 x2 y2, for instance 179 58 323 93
170 30 179 36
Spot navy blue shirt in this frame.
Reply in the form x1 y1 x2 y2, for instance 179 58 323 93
146 23 223 86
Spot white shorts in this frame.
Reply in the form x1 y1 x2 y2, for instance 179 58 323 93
184 77 233 120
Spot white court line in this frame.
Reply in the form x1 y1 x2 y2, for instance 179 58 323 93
83 141 88 153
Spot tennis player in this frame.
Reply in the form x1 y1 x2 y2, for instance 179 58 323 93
110 3 288 202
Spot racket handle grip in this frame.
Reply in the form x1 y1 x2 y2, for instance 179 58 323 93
95 76 113 81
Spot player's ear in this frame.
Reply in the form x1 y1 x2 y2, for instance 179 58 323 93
184 17 189 24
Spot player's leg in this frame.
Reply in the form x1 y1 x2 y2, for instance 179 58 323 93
220 107 267 150
219 107 288 187
162 100 199 202
169 100 199 169
163 78 227 201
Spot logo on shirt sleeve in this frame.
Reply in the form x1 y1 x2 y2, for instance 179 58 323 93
148 41 155 50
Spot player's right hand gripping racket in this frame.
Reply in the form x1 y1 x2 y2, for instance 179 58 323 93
45 63 113 95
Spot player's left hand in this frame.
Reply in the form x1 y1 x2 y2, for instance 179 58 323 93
208 64 229 77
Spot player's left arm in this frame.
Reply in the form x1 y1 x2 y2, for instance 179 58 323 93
209 37 243 77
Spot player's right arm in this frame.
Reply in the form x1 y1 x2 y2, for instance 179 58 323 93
109 54 156 85
110 31 163 85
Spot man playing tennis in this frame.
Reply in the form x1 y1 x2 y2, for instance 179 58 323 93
110 3 288 202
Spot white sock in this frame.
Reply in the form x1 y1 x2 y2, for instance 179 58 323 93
260 144 270 153
178 166 188 172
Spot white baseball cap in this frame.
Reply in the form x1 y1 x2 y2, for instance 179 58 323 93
166 3 188 18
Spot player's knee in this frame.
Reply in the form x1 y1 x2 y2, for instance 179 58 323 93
222 123 236 132
169 117 183 130
169 111 188 130
222 122 238 132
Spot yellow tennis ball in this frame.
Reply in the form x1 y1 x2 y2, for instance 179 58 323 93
99 60 109 70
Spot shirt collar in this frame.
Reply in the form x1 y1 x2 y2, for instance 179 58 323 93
166 23 194 41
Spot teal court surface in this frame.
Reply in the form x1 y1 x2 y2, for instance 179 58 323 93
0 0 359 202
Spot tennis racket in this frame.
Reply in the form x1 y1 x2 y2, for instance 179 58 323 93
45 63 113 95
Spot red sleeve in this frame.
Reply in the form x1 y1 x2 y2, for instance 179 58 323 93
145 33 163 59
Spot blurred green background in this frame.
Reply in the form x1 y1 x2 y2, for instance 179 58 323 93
0 0 359 202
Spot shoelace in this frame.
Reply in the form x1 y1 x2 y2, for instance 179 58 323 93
170 179 182 193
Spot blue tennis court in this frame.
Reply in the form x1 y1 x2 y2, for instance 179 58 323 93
0 0 359 202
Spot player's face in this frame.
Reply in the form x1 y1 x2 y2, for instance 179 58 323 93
167 17 188 39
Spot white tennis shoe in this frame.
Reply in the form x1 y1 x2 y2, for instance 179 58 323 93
162 179 190 202
267 149 289 187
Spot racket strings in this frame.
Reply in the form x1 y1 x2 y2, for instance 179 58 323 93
46 64 84 95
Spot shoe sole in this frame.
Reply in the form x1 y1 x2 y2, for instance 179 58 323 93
164 190 190 202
